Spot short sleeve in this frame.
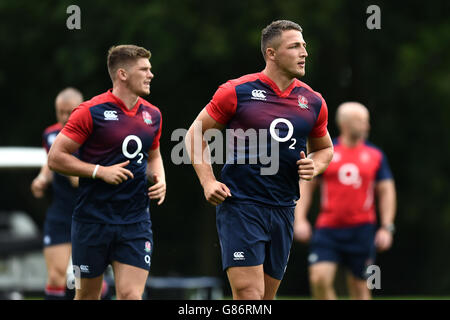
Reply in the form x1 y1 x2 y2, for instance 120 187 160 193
205 82 237 125
309 95 328 138
150 109 162 150
61 104 93 145
376 151 393 181
42 131 50 153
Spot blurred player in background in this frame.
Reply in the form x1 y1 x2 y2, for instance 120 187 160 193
187 20 333 299
294 102 397 300
31 87 83 300
48 45 165 300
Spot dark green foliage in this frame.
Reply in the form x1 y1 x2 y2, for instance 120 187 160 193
0 0 449 296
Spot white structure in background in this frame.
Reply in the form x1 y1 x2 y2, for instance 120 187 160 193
0 147 50 299
0 147 47 168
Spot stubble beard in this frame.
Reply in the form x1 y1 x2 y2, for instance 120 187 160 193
129 80 150 97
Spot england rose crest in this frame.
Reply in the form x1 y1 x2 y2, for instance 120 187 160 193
145 241 151 253
142 111 152 125
298 95 309 109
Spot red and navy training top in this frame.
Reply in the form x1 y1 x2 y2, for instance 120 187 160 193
43 123 78 224
61 90 162 224
206 72 328 207
316 138 393 228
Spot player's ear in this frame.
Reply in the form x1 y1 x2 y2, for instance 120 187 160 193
117 68 128 81
265 47 276 61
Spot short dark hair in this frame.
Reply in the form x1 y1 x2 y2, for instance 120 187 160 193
261 20 303 59
107 45 151 81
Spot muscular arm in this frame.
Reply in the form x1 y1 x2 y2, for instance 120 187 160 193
68 176 79 188
374 179 397 252
294 178 320 243
295 178 320 221
48 133 133 185
376 179 397 228
297 131 334 180
47 133 94 177
30 163 53 198
147 147 165 183
147 147 166 205
186 108 231 206
294 132 332 241
307 132 334 177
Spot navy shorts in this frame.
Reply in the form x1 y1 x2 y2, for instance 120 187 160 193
43 219 72 247
72 220 154 278
308 223 376 280
216 201 294 280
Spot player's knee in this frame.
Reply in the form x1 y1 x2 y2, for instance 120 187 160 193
47 267 67 288
116 287 143 300
309 269 333 288
234 285 264 300
349 280 371 300
117 292 142 300
74 290 101 300
352 291 371 300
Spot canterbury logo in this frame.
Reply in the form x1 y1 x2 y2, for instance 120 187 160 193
251 89 266 100
104 110 119 120
233 252 245 260
79 265 90 273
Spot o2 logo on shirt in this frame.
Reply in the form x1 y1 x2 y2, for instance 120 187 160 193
338 163 362 188
122 135 144 164
269 118 296 149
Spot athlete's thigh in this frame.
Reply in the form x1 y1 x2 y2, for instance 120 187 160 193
75 275 104 300
111 261 149 298
309 261 338 285
227 265 265 293
263 272 281 300
44 243 72 271
346 271 371 300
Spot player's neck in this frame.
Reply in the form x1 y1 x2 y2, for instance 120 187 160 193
111 86 139 110
262 67 295 92
340 135 363 148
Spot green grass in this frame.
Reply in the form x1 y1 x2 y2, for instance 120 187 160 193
274 296 450 300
